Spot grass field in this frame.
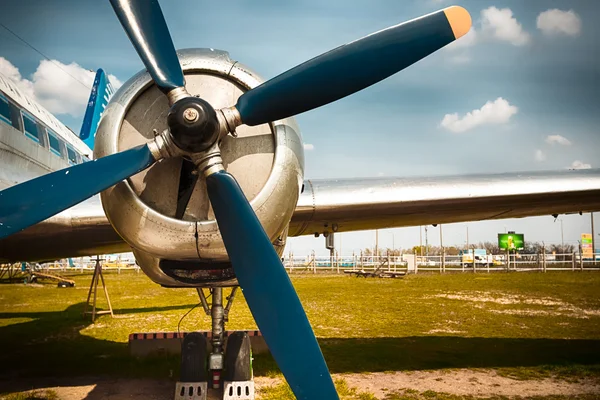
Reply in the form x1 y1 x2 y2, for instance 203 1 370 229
1 271 600 399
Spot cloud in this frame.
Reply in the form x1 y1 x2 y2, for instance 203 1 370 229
0 57 121 118
537 9 581 37
481 7 530 46
440 97 518 133
0 57 34 98
569 160 591 170
545 134 572 146
535 149 546 162
303 143 315 151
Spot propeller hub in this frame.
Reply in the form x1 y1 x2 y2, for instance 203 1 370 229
167 97 220 153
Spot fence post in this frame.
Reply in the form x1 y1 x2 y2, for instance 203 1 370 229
572 252 576 271
472 248 476 273
543 251 547 273
580 247 584 271
442 250 446 274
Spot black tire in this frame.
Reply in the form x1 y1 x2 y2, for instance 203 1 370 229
223 331 252 381
180 332 208 382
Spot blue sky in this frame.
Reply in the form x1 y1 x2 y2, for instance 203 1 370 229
0 0 598 255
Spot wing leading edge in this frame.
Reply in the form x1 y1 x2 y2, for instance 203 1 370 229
2 169 600 262
289 169 600 236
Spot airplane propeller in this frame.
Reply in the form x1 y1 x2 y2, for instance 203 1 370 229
0 1 471 398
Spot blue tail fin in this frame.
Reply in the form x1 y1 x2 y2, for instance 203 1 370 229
79 69 114 150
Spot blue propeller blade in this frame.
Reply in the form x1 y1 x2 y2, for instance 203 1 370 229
0 145 156 239
110 0 184 94
206 171 339 400
236 6 471 126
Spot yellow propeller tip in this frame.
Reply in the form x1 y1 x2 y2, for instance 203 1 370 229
444 6 472 40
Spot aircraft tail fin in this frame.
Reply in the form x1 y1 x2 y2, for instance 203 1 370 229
79 69 114 150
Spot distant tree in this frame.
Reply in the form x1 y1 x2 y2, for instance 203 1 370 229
477 241 501 254
410 245 420 255
444 246 460 256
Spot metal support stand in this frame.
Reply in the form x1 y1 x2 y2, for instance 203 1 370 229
83 256 114 322
197 287 238 390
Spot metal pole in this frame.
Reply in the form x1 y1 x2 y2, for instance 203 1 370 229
560 218 564 252
592 212 596 264
466 225 469 251
439 224 443 273
375 229 379 259
419 226 423 257
425 226 429 257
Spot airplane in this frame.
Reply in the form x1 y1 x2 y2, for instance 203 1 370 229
1 1 600 399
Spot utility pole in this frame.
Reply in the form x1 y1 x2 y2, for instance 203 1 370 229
466 225 469 250
439 224 443 249
560 218 564 252
419 226 423 257
425 226 429 257
592 212 596 263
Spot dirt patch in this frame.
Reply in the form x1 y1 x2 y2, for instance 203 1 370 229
2 371 600 399
341 370 600 399
429 291 600 319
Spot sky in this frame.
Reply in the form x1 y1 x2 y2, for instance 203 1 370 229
0 0 598 256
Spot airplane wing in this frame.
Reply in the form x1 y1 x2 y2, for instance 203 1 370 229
288 169 600 236
2 169 600 262
0 195 129 262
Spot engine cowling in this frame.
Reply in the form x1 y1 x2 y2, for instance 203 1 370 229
94 49 304 287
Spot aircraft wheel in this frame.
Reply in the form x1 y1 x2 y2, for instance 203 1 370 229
224 331 253 382
180 332 208 383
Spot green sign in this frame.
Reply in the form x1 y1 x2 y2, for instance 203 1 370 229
498 233 524 250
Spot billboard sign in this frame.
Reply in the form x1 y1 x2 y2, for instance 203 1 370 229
581 233 593 258
498 233 524 250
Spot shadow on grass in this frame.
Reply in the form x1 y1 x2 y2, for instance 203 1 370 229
2 304 600 396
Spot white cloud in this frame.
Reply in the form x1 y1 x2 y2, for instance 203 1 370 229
569 160 591 170
481 7 530 46
303 143 315 151
537 9 581 37
535 149 546 162
0 57 34 98
0 57 122 118
545 134 572 146
440 97 518 133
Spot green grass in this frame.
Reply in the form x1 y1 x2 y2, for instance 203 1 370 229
257 378 377 400
1 271 600 388
380 390 600 400
0 389 58 400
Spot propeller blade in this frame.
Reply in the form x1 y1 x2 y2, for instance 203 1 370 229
236 6 471 126
175 159 199 219
110 0 184 94
206 170 338 400
0 145 156 239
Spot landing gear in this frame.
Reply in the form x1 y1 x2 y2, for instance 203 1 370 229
178 287 254 400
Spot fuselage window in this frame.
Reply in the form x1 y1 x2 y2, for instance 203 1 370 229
22 113 41 144
47 130 62 157
66 145 78 165
0 93 12 126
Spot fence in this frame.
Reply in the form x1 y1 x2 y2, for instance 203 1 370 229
282 252 600 274
3 252 600 279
